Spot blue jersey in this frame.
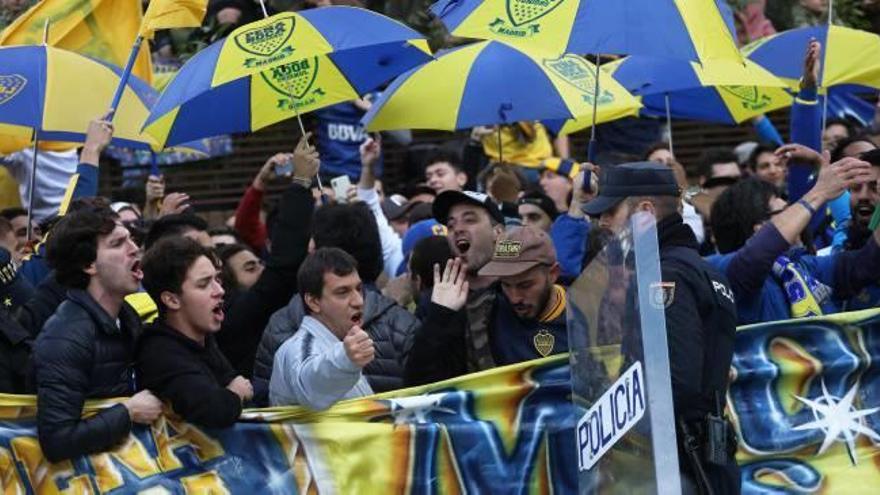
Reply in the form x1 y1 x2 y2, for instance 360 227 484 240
314 101 382 180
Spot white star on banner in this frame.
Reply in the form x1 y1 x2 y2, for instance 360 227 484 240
793 380 880 465
387 393 454 425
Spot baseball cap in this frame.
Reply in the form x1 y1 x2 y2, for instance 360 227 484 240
477 226 557 278
582 161 680 216
382 195 415 222
517 191 559 221
432 190 504 225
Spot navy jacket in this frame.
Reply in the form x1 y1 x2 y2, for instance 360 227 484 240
33 290 140 462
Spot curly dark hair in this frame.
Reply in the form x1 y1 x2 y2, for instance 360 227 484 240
142 236 218 315
47 208 118 289
312 203 383 283
710 178 780 254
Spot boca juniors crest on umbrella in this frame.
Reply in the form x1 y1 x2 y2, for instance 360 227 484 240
143 6 432 147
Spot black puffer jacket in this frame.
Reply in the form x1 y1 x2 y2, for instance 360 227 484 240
252 287 418 406
33 289 141 463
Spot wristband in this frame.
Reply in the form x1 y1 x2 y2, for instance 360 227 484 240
291 176 313 188
796 198 817 216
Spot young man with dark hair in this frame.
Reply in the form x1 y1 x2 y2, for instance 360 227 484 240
269 248 374 409
424 151 467 194
33 208 162 463
747 142 787 189
137 237 252 428
0 206 36 256
517 191 558 233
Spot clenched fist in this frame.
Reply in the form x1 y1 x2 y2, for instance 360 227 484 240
343 326 374 368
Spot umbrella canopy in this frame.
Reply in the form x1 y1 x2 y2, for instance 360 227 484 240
143 6 432 147
744 25 880 90
605 55 789 124
362 40 640 132
0 45 167 150
429 0 742 63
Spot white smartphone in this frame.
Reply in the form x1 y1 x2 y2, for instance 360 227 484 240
330 175 352 204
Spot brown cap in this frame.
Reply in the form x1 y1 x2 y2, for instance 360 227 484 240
478 227 557 278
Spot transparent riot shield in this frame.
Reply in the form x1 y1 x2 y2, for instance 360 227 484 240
566 211 681 494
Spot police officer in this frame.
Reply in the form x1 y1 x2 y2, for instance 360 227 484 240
583 162 739 494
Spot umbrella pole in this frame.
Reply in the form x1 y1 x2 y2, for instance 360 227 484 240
25 131 39 242
665 93 674 157
496 126 504 165
587 53 601 163
26 20 51 241
257 1 324 192
107 36 144 122
820 0 834 132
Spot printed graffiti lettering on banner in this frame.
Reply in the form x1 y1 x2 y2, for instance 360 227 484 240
730 311 880 493
543 56 615 106
720 86 774 111
577 360 646 471
0 74 26 105
261 57 325 111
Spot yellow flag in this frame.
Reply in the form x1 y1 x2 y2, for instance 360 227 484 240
140 0 208 39
0 0 152 85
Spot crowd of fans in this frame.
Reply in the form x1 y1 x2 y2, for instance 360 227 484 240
0 0 879 475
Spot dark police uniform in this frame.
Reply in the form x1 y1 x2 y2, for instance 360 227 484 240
659 214 739 495
584 162 740 495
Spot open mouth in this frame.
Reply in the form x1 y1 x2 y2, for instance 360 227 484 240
455 238 471 254
130 260 143 282
351 312 363 326
212 301 225 321
857 205 875 218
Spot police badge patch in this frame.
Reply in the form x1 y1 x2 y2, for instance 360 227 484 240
0 74 26 106
650 282 676 310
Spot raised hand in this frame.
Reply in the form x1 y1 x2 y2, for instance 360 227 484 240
431 258 469 311
775 143 825 167
812 155 874 203
801 39 821 91
343 326 375 368
293 132 320 181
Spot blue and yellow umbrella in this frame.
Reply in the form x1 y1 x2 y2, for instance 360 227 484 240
605 55 788 125
362 41 640 132
429 0 742 63
0 45 171 150
143 7 432 147
745 25 880 90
